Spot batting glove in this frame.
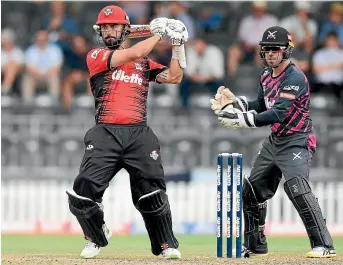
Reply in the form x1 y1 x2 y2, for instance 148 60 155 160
149 17 169 39
166 19 188 45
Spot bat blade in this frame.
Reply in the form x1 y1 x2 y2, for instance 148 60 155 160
128 25 153 39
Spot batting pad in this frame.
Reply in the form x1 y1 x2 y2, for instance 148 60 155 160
66 190 108 247
284 177 333 248
136 190 179 255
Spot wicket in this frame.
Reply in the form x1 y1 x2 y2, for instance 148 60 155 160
217 153 243 258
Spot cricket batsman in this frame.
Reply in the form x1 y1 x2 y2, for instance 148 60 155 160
66 5 188 260
210 26 336 258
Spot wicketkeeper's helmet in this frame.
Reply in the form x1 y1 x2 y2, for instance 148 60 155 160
259 26 294 68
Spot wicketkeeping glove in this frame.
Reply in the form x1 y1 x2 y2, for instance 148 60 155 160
217 108 257 129
210 86 248 114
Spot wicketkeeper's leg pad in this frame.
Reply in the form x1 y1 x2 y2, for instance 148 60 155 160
243 176 269 253
284 177 333 248
66 190 108 247
243 176 260 250
136 190 179 255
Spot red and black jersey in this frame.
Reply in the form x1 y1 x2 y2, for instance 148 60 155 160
86 48 167 124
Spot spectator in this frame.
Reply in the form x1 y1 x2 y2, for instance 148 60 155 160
312 31 343 99
289 31 310 74
318 2 343 47
118 0 151 25
1 29 24 95
160 1 195 41
149 39 172 67
152 2 168 18
22 30 63 104
180 37 224 107
227 1 278 77
149 40 178 103
62 35 91 111
41 1 80 54
280 1 317 54
197 7 224 33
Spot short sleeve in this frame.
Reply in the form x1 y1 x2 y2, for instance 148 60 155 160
278 73 307 101
50 45 63 67
86 48 114 77
12 48 24 65
148 58 168 82
24 47 35 66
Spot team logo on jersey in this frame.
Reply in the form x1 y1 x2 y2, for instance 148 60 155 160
135 63 142 70
264 97 276 109
104 8 113 16
112 70 143 85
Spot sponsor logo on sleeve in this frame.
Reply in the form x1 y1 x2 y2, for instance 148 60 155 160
283 85 299 91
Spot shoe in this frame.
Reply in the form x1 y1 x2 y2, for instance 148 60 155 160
239 246 268 258
255 231 268 255
80 224 112 259
306 246 336 258
161 248 181 260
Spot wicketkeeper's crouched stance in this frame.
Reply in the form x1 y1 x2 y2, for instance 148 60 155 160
211 26 336 258
66 5 188 260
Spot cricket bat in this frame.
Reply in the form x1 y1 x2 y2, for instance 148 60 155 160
128 25 153 38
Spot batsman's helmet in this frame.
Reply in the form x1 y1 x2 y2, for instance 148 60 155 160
259 26 294 68
93 5 131 49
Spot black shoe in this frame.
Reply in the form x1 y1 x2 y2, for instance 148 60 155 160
241 245 268 258
243 231 269 256
255 231 268 254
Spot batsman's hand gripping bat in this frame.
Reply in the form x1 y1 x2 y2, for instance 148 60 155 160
93 24 187 68
93 24 186 41
130 24 187 69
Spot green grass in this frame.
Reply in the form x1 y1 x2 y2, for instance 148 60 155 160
2 235 343 256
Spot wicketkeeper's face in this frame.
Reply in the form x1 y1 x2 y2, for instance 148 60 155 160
261 46 285 67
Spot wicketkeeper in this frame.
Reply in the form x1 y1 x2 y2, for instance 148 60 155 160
210 26 336 258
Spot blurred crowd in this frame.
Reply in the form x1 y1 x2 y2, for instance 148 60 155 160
1 1 343 112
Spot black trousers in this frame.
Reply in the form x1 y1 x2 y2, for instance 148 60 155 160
248 132 316 202
73 123 166 205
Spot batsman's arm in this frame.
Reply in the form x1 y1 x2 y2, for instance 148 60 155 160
155 46 184 84
247 83 267 113
110 17 174 68
110 35 161 68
